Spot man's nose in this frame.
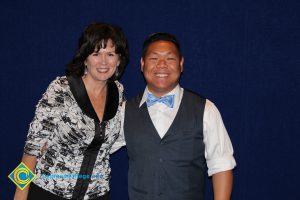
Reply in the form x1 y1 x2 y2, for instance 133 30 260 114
157 58 167 68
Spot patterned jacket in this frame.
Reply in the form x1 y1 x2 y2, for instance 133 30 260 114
24 76 124 199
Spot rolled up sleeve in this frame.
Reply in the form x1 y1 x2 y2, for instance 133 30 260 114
203 100 236 176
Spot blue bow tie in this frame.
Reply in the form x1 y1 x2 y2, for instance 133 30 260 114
146 93 175 108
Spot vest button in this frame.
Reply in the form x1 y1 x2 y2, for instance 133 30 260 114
159 158 163 162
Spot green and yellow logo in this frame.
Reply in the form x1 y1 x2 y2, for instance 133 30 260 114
8 162 36 190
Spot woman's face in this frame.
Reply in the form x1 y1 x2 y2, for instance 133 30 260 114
84 39 120 83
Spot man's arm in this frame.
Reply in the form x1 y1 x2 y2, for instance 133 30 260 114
212 170 233 200
14 154 37 200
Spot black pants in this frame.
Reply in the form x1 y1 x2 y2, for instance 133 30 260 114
27 183 110 200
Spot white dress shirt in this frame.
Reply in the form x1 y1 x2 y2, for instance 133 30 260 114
112 84 236 176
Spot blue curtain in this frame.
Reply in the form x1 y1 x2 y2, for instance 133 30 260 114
1 0 299 199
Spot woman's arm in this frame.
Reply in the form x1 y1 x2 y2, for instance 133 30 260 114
13 154 37 200
14 78 63 200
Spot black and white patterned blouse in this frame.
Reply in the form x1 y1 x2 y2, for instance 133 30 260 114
24 76 124 200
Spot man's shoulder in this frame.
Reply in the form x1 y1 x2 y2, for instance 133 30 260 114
181 88 207 116
183 88 206 101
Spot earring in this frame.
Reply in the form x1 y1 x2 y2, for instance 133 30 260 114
115 67 119 77
84 65 88 75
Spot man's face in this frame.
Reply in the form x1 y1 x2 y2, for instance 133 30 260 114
141 40 184 97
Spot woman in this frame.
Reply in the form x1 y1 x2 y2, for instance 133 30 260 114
14 22 129 200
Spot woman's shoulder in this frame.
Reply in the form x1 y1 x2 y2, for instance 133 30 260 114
41 76 71 99
114 80 124 93
48 76 68 87
46 76 70 91
113 80 125 103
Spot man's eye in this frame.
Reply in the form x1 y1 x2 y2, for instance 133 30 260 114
167 57 176 60
149 57 158 60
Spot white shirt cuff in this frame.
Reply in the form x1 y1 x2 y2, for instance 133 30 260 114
207 154 236 176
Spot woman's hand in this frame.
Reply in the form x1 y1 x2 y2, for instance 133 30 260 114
13 154 37 200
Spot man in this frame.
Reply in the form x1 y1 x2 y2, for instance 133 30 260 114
114 32 236 200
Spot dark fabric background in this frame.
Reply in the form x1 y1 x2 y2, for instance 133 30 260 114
1 0 299 199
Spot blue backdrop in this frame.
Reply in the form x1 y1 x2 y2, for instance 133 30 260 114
1 0 299 199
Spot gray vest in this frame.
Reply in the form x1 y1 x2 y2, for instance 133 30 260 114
124 90 206 200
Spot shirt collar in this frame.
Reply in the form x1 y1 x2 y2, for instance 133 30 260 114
139 84 182 108
67 76 119 122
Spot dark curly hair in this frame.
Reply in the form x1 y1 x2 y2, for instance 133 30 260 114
66 22 129 81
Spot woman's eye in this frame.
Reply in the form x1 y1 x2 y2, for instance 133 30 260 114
108 53 115 57
92 53 99 56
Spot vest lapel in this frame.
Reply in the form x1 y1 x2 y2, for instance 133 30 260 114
138 90 186 140
139 102 162 141
162 90 186 140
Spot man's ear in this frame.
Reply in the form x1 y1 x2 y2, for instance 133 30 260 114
180 57 184 72
140 57 145 72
